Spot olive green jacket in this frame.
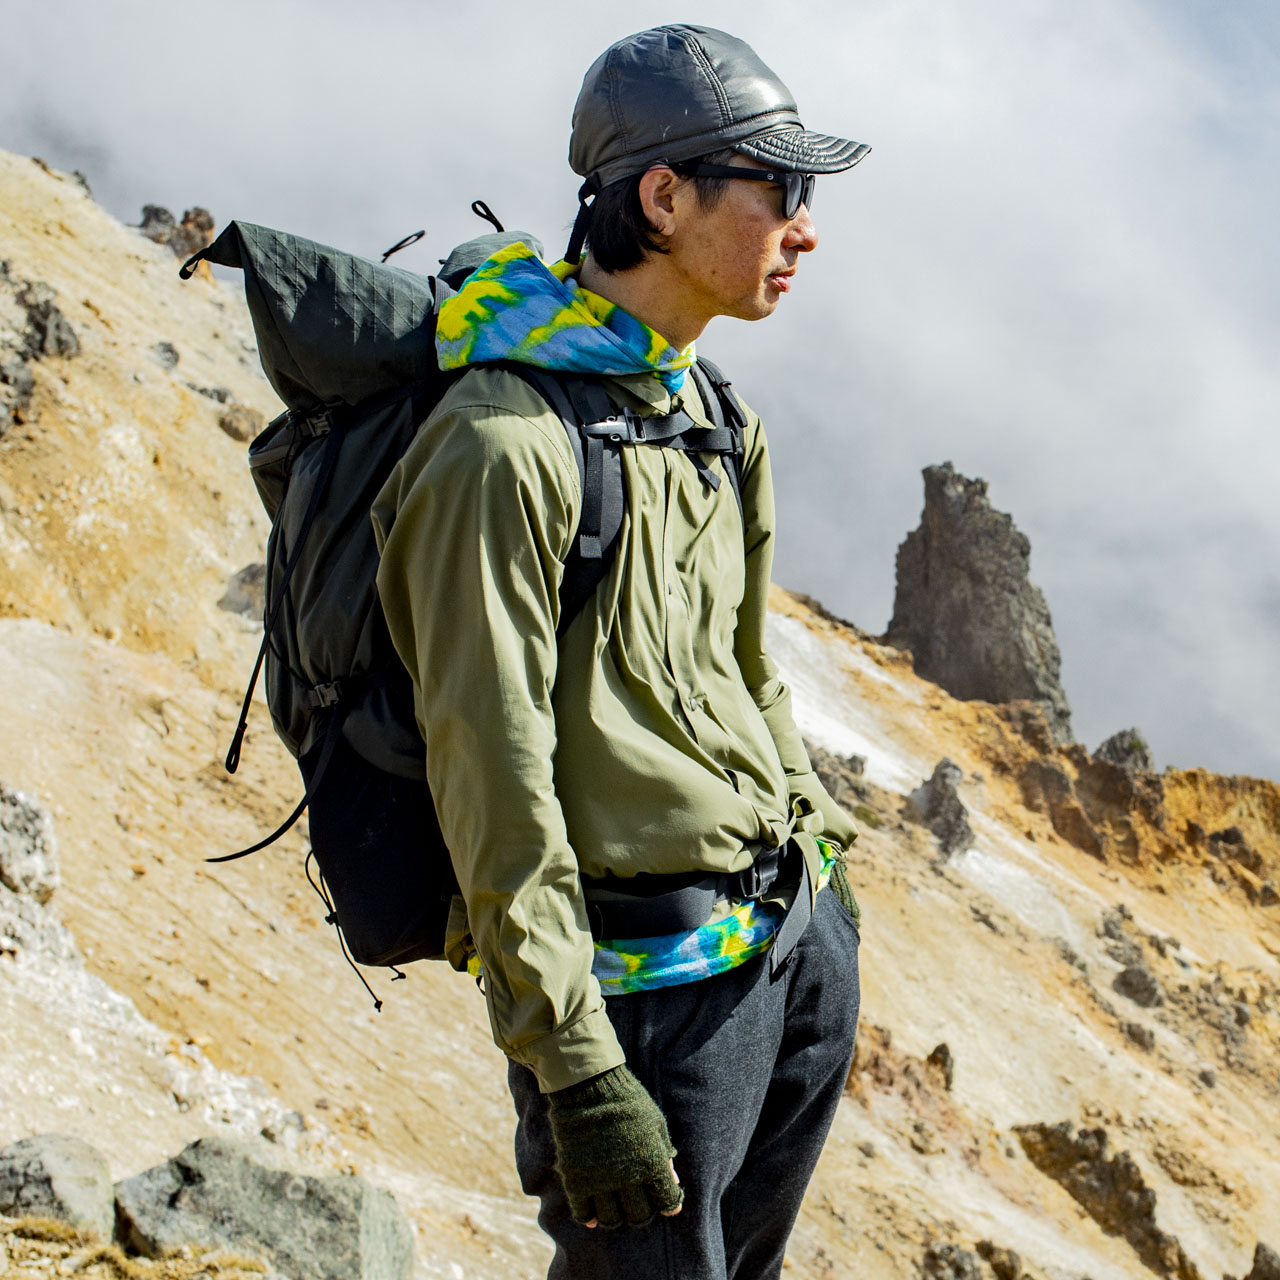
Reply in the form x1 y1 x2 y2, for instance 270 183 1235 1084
372 365 856 1092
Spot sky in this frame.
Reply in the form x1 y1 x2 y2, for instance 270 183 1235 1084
5 0 1280 781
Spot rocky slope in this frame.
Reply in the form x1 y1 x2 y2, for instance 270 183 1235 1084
1 148 1278 1280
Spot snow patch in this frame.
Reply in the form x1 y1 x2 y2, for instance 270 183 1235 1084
767 613 926 793
951 843 1083 944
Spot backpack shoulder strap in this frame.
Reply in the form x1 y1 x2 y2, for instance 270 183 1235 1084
505 361 749 640
509 367 626 639
689 357 747 522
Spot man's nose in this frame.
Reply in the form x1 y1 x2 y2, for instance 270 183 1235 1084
788 206 818 252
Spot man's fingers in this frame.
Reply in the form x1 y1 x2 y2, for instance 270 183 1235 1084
593 1190 624 1230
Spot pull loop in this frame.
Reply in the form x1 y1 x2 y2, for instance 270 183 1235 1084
380 230 426 263
563 177 600 266
470 200 504 233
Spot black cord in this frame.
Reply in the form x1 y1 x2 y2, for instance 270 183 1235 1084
304 849 383 1011
470 200 504 232
381 230 425 263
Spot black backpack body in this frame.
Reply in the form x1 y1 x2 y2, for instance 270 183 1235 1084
183 217 749 987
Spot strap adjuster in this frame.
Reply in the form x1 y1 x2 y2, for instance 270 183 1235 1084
306 681 342 709
581 407 646 444
736 843 785 900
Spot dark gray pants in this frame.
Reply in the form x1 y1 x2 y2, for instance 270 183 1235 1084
508 890 861 1280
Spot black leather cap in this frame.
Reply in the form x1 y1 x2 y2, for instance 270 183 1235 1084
570 25 869 189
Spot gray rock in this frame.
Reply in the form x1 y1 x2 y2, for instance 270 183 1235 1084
18 281 80 359
0 265 79 433
218 564 266 618
1123 1021 1155 1051
184 381 233 403
1243 1242 1280 1280
1095 728 1154 774
0 783 59 904
139 205 215 262
975 1240 1024 1280
114 1137 414 1280
0 882 79 961
923 1242 985 1280
0 356 35 431
806 742 868 813
0 1134 114 1239
218 403 265 443
1114 964 1163 1008
904 758 973 856
152 341 180 370
886 463 1072 743
170 208 216 261
138 204 177 243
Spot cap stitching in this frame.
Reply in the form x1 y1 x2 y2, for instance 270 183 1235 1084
679 30 732 126
604 46 633 158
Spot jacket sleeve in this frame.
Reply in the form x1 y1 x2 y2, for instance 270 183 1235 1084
731 414 860 852
372 392 625 1093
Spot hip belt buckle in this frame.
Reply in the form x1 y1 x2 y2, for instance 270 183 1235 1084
738 842 786 901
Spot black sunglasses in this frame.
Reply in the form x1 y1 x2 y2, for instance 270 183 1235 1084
672 163 816 219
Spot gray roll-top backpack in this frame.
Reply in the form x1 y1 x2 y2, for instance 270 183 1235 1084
182 202 750 1007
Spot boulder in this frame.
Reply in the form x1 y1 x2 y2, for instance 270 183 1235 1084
975 1240 1023 1280
0 783 59 904
904 758 973 856
217 403 265 443
114 1137 413 1280
1095 728 1155 774
0 1134 114 1239
217 563 266 618
922 1242 985 1279
1243 1243 1280 1280
18 280 80 359
138 204 215 263
886 463 1072 743
1015 1121 1202 1280
138 204 177 244
1114 963 1163 1008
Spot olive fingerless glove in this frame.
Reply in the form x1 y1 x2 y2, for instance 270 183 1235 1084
547 1065 683 1229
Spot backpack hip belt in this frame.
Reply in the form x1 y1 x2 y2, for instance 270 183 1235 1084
582 836 811 974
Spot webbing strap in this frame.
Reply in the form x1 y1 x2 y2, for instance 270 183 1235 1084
769 853 813 976
580 434 605 560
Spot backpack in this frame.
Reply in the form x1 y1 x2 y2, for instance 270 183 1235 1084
181 208 751 1000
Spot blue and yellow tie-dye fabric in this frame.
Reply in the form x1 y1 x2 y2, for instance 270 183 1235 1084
464 841 840 995
435 240 697 392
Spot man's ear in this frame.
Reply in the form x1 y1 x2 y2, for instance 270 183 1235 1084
637 166 683 239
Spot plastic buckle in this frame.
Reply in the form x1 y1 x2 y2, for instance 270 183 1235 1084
306 681 342 709
582 408 645 444
740 844 783 900
299 408 333 439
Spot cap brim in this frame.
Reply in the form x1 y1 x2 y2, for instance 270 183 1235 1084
734 130 870 174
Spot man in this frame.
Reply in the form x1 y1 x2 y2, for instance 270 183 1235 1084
373 24 868 1280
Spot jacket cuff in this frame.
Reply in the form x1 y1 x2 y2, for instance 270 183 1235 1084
514 1007 627 1094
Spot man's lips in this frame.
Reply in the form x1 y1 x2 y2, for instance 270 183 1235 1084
768 270 795 293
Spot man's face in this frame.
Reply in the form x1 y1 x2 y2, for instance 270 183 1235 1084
663 157 819 327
